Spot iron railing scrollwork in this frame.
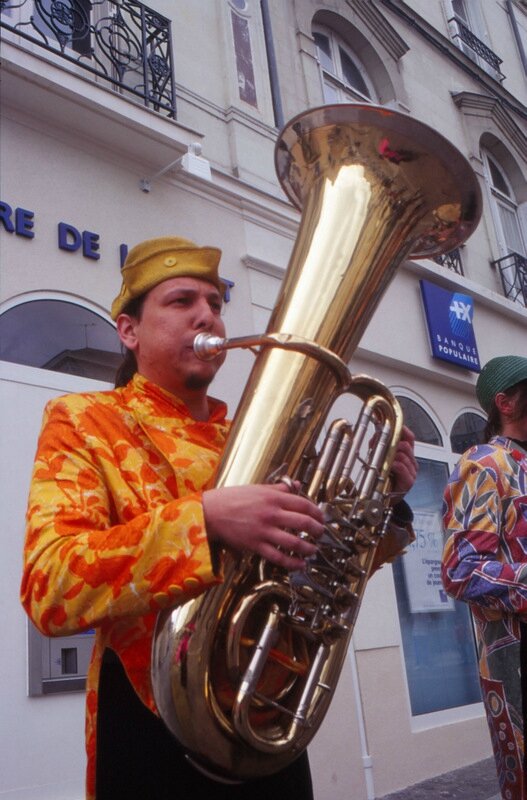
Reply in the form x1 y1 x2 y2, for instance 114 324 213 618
1 0 176 117
492 252 527 307
448 16 505 81
434 247 464 275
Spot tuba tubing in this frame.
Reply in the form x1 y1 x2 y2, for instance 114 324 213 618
151 103 482 782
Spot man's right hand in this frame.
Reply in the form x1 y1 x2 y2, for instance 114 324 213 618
202 483 324 571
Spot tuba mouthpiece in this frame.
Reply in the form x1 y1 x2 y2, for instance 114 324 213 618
193 333 226 360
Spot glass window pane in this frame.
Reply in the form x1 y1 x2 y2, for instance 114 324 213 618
339 47 370 98
313 32 334 73
452 0 469 24
488 159 510 196
392 457 481 714
322 79 339 104
450 412 486 453
0 300 121 382
397 396 443 445
497 201 525 255
33 0 92 56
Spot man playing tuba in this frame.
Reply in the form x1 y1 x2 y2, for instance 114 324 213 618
21 236 417 800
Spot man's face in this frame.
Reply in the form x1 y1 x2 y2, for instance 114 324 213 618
118 276 226 399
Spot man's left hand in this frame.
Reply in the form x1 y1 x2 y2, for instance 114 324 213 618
390 425 418 497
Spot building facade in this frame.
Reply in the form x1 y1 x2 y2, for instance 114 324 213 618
1 1 526 798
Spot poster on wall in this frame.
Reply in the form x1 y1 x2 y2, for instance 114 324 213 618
402 510 454 613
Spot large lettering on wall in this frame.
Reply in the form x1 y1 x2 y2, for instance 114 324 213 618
0 200 121 263
0 200 234 300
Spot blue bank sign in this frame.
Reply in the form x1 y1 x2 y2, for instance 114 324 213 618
420 279 480 372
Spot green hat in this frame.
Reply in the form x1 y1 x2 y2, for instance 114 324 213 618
111 236 223 320
476 355 527 413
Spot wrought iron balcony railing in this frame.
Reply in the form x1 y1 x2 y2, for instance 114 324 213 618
448 16 505 81
492 252 527 307
0 0 175 117
433 247 464 276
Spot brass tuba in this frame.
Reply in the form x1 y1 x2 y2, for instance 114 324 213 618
151 104 481 781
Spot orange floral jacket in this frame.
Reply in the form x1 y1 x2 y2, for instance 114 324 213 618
21 374 229 799
21 372 413 798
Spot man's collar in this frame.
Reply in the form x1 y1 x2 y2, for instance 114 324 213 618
126 373 228 423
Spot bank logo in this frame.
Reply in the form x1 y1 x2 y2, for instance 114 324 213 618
420 280 480 373
449 293 474 338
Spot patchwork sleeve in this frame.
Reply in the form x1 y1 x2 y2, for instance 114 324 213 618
441 456 527 616
21 398 220 636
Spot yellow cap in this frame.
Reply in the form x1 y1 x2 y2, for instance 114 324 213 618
111 236 223 320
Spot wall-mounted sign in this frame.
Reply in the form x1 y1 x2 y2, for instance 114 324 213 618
420 279 480 372
0 199 234 301
0 198 122 263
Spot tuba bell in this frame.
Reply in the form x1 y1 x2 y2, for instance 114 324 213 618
151 104 481 781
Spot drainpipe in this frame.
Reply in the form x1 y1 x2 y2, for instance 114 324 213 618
506 0 527 77
349 639 376 800
260 0 284 129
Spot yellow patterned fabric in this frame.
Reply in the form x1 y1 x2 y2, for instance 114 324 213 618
21 373 229 798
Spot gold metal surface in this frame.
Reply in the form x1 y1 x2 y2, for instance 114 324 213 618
151 104 482 781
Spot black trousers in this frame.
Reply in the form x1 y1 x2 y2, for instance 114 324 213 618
96 650 314 800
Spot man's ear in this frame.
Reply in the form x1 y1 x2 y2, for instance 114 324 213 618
116 313 139 351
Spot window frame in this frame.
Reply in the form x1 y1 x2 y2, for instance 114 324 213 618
450 409 486 454
312 24 378 105
444 0 503 81
0 291 121 381
482 150 526 259
389 389 484 722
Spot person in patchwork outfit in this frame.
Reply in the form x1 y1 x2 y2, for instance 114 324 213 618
442 355 527 800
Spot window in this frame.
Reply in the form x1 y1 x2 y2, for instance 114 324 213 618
484 152 526 258
0 0 176 116
397 396 442 446
450 411 486 454
33 0 92 56
392 395 482 715
229 1 257 107
483 150 527 305
312 26 377 104
0 299 121 382
445 0 504 81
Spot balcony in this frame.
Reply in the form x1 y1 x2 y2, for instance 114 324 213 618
492 252 527 307
433 248 464 276
448 16 505 82
0 0 175 117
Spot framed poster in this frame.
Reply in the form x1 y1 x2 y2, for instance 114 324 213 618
402 509 454 613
